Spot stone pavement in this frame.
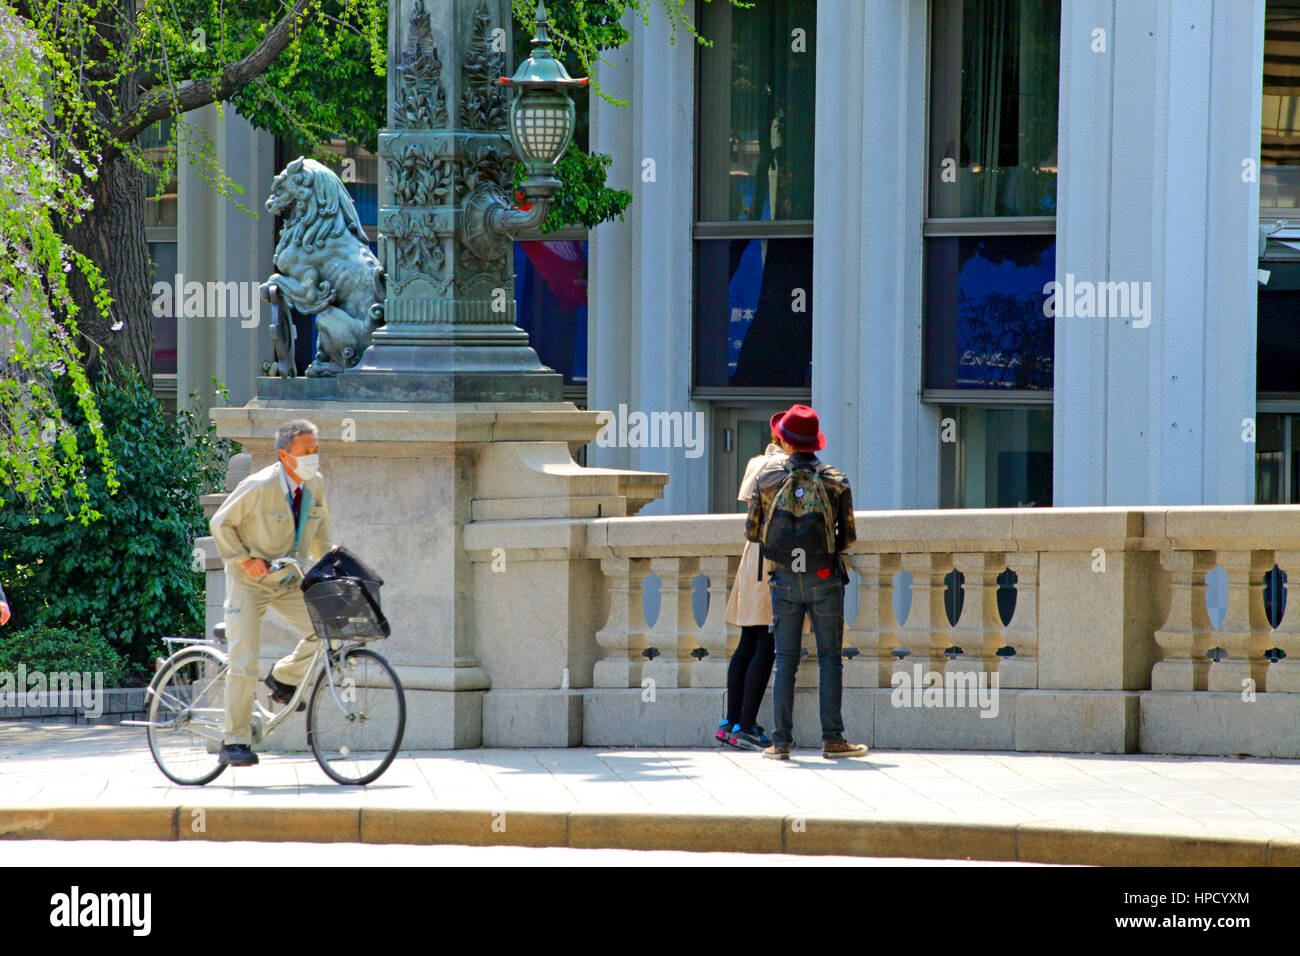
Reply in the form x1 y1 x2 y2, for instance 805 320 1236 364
2 723 1299 864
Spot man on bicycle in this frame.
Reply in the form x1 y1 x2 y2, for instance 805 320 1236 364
209 419 334 766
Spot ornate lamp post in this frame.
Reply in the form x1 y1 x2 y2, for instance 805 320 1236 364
464 2 586 254
341 0 586 403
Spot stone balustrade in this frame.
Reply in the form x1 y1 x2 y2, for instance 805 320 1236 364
202 479 1300 754
462 505 1300 755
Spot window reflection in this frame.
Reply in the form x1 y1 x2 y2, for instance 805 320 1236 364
927 235 1055 390
929 0 1059 218
515 240 588 385
697 0 816 221
695 238 812 388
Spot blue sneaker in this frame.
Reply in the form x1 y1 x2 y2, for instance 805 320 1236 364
714 719 733 745
747 725 772 747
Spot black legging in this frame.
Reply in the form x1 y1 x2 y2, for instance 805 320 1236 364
725 624 776 730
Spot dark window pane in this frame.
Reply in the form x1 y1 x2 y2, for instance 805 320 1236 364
515 240 588 385
1258 288 1300 391
926 235 1055 390
149 241 178 376
697 0 816 221
929 0 1059 218
695 237 812 387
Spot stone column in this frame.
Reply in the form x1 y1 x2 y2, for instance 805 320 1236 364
812 0 938 508
1054 1 1264 505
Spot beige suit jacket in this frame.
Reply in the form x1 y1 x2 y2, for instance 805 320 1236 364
210 463 334 584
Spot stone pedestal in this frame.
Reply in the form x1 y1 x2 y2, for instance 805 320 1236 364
209 400 666 748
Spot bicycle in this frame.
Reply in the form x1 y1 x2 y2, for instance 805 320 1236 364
125 555 406 786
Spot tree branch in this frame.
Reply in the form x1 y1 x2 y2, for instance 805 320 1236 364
103 0 313 162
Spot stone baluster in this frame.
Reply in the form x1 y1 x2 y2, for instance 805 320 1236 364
1263 549 1300 692
1207 550 1272 692
895 553 950 681
944 552 995 683
996 552 1039 688
1152 549 1217 690
642 556 700 689
593 556 650 688
691 555 738 688
846 552 898 688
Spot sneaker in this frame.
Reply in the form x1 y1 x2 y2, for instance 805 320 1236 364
731 729 765 751
762 744 791 760
747 725 772 748
720 722 748 750
822 740 869 759
714 719 733 745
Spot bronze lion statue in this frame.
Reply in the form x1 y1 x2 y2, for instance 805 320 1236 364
260 156 385 377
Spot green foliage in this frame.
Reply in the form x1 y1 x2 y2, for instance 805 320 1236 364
0 366 238 676
0 7 118 521
513 149 632 231
0 625 127 688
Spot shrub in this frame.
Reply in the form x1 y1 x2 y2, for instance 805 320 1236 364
0 366 237 679
0 624 127 687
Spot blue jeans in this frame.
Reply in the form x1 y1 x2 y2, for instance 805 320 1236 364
768 567 846 746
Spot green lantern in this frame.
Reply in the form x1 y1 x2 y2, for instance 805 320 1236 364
499 1 588 199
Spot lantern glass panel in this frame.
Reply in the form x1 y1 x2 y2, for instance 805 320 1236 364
512 96 572 165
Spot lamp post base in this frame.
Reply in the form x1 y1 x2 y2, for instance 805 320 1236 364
257 370 563 403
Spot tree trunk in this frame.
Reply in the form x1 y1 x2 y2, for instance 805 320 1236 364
64 153 154 387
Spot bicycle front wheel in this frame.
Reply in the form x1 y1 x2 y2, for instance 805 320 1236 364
146 645 228 786
307 647 405 785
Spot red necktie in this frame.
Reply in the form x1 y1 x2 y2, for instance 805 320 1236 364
292 486 302 524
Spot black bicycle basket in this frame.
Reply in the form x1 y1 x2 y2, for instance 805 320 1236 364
301 548 389 641
303 577 390 641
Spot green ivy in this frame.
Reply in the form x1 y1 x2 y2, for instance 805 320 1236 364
0 367 238 681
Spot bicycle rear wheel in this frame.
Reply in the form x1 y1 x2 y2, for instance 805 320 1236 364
307 646 405 785
146 646 228 786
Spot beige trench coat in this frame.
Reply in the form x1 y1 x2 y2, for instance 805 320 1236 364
724 444 810 632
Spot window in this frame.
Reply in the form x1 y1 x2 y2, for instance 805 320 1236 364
926 0 1059 507
515 238 588 386
141 120 178 380
693 0 816 392
1262 0 1300 212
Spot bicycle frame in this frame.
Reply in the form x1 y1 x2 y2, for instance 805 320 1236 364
125 635 360 745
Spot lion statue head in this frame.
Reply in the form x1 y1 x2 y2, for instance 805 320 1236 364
265 156 368 254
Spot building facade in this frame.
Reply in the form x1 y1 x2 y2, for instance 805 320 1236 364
165 0 1290 516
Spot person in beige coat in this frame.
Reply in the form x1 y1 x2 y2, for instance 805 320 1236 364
717 433 808 750
208 419 334 766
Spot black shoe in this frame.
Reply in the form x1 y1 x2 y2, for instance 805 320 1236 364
264 670 305 711
219 743 259 766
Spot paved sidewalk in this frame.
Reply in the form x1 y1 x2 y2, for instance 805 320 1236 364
2 723 1299 864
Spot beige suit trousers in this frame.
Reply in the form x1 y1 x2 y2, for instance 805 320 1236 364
222 566 321 746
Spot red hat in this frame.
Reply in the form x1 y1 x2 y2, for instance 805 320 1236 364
770 404 826 452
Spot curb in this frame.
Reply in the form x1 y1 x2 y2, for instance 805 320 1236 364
1 806 1295 865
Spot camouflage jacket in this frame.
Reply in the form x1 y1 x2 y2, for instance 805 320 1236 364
744 452 856 575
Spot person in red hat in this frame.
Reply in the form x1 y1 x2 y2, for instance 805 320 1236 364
744 404 867 759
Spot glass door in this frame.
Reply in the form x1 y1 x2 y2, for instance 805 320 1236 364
711 406 786 512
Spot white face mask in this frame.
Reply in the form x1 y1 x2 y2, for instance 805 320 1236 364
290 453 318 481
